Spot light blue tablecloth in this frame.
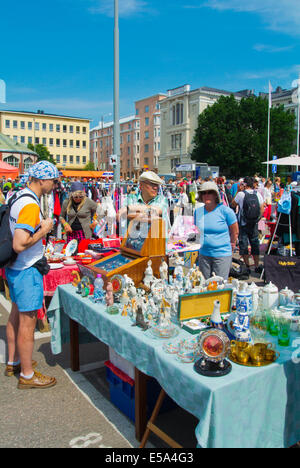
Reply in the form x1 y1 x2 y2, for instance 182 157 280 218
48 284 300 448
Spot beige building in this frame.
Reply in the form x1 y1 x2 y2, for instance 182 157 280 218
90 94 166 179
158 85 249 174
0 109 90 170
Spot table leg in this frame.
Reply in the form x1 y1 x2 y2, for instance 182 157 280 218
69 318 80 372
135 367 148 441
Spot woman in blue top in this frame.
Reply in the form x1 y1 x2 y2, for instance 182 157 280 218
194 182 239 280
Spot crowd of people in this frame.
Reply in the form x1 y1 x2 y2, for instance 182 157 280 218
1 160 299 390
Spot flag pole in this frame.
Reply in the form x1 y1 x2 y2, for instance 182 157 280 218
266 82 271 179
297 77 300 171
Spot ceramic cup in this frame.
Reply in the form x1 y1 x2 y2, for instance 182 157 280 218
265 349 280 362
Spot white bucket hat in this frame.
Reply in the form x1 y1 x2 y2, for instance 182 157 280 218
139 171 164 186
198 181 221 204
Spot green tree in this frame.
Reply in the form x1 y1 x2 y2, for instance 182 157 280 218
27 143 56 165
191 95 296 177
83 162 95 171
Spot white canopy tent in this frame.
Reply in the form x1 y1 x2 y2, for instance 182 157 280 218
262 154 300 166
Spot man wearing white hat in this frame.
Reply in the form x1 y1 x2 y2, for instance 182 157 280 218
117 171 169 236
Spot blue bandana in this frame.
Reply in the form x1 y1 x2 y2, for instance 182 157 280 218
29 161 59 180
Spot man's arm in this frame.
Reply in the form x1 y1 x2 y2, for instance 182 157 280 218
13 218 53 254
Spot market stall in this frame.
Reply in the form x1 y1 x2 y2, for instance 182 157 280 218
47 283 300 448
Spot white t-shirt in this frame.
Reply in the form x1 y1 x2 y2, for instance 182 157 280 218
8 188 44 270
234 189 264 226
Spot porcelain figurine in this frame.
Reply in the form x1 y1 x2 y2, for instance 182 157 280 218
210 300 224 330
173 253 184 281
159 259 169 282
120 289 130 316
205 272 224 288
143 260 154 288
105 282 114 307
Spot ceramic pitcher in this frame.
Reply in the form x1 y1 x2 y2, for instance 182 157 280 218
259 282 279 310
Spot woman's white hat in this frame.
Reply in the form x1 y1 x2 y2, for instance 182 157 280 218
198 181 221 204
139 171 164 185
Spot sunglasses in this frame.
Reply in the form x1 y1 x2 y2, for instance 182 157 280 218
201 190 215 195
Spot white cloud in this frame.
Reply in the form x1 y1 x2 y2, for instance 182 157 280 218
198 0 300 36
253 44 294 53
88 0 151 18
238 64 300 81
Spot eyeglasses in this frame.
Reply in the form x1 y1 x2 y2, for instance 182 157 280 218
144 181 159 189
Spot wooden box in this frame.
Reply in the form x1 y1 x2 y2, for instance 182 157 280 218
178 289 233 334
85 218 166 287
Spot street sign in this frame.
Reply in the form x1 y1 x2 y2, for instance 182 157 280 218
109 154 117 167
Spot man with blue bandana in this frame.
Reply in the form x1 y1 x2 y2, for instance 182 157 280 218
5 161 59 389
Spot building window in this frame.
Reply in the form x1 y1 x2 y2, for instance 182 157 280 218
5 120 10 128
20 121 25 129
63 125 67 133
82 156 86 164
70 140 73 148
42 138 47 145
63 155 67 163
42 123 47 131
145 117 149 126
76 156 80 164
24 157 33 171
13 120 18 129
82 127 86 134
56 155 60 163
35 137 39 144
49 123 53 132
145 131 149 139
76 140 80 148
13 136 18 142
127 134 131 143
56 124 60 132
136 108 139 115
69 125 74 133
63 139 67 147
144 157 149 165
145 105 149 113
144 144 149 153
35 122 39 131
82 141 86 148
56 139 60 147
20 136 25 144
69 155 74 164
4 156 19 167
28 136 33 144
49 138 54 146
76 126 80 134
128 146 131 156
171 133 182 150
172 102 184 125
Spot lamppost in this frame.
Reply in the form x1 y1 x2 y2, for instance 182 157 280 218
113 0 120 184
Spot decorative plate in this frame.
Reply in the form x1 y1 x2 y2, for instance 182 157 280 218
65 239 78 257
49 263 64 270
110 274 125 294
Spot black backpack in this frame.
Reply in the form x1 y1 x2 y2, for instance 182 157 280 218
242 191 261 225
0 193 38 268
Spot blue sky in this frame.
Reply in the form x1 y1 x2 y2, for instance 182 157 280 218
1 0 300 128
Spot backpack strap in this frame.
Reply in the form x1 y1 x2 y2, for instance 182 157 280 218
9 193 45 219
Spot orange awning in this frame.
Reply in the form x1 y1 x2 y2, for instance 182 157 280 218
61 170 113 178
0 160 19 179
